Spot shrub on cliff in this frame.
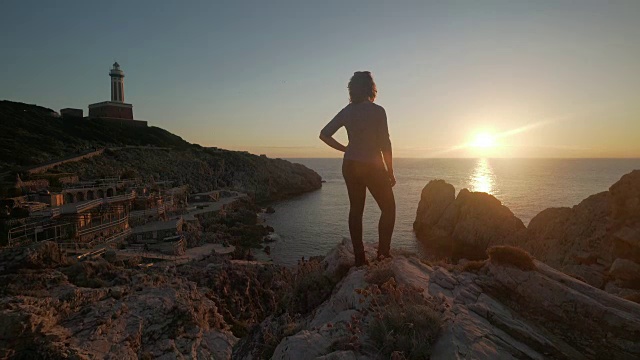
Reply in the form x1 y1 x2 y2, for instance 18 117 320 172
363 278 443 359
460 259 487 273
365 261 395 285
233 313 302 359
281 257 336 315
368 304 441 359
487 245 536 271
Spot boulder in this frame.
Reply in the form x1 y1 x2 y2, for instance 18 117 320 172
609 170 640 224
413 179 455 235
527 191 611 266
522 170 640 297
414 181 526 260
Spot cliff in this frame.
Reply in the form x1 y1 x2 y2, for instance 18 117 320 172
236 239 640 359
414 169 640 301
0 240 293 359
3 229 640 358
53 146 321 202
0 100 189 170
0 100 322 201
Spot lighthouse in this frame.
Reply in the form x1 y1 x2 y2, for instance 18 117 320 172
110 62 125 102
87 62 143 125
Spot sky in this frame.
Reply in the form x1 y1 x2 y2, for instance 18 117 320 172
1 0 639 158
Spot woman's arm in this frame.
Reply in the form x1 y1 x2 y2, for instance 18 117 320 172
320 108 348 152
319 133 347 152
382 149 395 186
379 108 395 186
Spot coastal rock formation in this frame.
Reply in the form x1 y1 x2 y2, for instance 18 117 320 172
413 180 526 260
525 191 610 267
0 100 322 202
414 170 640 300
0 240 294 359
0 247 236 359
610 170 640 224
240 240 640 359
524 170 640 297
0 240 66 274
54 147 322 202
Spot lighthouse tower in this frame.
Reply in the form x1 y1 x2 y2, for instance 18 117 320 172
88 61 139 123
110 62 125 102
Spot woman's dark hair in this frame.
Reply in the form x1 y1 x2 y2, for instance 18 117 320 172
348 71 377 103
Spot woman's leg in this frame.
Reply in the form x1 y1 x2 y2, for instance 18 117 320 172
343 161 367 265
366 168 396 258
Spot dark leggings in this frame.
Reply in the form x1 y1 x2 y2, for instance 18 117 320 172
342 159 396 265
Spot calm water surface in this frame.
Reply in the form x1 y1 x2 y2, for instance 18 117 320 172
266 158 640 266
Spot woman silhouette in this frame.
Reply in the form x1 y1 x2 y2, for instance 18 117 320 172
319 71 396 266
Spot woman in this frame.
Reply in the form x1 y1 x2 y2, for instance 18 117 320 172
319 71 396 266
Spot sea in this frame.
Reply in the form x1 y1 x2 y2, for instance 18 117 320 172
265 158 640 266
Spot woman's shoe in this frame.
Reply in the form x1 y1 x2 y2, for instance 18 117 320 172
355 258 370 267
376 253 392 261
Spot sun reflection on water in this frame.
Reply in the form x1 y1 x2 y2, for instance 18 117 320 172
470 158 495 194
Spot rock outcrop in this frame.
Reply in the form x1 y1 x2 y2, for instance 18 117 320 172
0 240 66 274
0 249 236 359
525 170 640 297
239 240 640 359
414 170 640 300
413 180 526 260
525 191 611 268
0 241 293 359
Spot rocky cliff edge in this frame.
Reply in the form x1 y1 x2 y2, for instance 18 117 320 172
237 239 640 359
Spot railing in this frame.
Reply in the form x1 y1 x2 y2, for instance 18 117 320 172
76 248 106 260
105 193 136 204
77 216 128 237
25 202 48 212
75 198 104 213
59 228 132 252
101 228 131 246
119 250 188 262
8 221 73 246
129 204 165 219
63 193 135 214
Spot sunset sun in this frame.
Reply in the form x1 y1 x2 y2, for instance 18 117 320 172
472 132 496 149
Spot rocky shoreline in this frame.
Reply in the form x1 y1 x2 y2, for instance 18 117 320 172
1 169 639 359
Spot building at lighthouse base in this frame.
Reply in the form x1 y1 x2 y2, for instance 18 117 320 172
87 101 147 127
88 101 133 119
